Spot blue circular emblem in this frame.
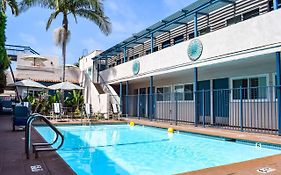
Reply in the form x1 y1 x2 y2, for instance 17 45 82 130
187 39 203 61
132 60 140 75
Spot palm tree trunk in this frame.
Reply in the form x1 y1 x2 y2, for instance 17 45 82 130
61 14 68 104
62 14 68 82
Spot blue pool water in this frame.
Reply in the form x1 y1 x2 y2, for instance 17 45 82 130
35 124 281 175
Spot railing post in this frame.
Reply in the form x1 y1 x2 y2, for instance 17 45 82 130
137 92 140 119
126 81 129 116
276 52 281 135
149 76 154 120
119 82 123 114
240 86 243 132
194 67 198 127
202 90 205 128
175 92 178 125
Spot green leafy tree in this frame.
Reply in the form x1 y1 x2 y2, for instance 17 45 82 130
65 90 84 115
20 0 111 82
0 0 18 93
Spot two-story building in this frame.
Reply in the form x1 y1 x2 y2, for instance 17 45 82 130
84 0 281 134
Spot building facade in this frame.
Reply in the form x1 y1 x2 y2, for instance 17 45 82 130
87 0 281 134
15 54 80 97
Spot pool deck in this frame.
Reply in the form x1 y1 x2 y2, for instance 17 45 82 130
2 113 281 175
0 114 75 175
126 118 281 175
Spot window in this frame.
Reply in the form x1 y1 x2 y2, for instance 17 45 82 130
162 40 171 49
189 33 195 39
226 15 242 26
134 54 139 59
174 84 194 101
116 59 122 65
232 76 267 100
100 64 106 71
184 84 194 101
249 77 267 99
153 46 158 52
175 85 184 101
269 0 281 11
174 35 184 45
109 63 115 68
146 49 151 55
199 27 210 36
129 56 134 61
146 47 158 55
156 87 171 101
242 9 259 21
87 67 92 77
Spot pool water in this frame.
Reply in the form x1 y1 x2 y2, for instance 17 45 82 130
35 124 281 175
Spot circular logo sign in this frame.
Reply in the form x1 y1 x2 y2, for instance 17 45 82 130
187 39 203 61
132 60 140 75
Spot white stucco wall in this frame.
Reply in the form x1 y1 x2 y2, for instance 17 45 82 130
100 9 281 84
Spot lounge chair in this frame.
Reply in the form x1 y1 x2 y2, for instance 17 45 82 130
83 103 92 120
13 106 30 131
110 103 121 120
52 103 62 120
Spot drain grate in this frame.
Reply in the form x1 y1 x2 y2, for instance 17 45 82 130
30 165 44 172
257 167 276 174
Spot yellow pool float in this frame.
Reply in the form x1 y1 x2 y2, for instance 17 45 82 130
168 127 174 133
129 121 135 126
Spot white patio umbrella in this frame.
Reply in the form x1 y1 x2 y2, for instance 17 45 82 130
22 54 48 66
48 81 83 90
9 79 47 98
12 79 47 89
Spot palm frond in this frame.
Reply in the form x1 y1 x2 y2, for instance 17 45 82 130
76 9 111 35
7 0 19 16
19 0 56 12
46 10 60 30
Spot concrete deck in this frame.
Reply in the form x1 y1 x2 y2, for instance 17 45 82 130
0 115 75 175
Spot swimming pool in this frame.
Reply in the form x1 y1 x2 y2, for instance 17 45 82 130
35 124 281 175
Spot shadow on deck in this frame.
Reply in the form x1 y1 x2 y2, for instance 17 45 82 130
0 114 75 175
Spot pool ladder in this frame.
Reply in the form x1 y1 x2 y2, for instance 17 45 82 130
25 113 64 159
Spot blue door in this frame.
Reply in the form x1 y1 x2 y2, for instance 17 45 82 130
213 78 229 120
147 87 155 118
198 80 211 117
139 88 147 117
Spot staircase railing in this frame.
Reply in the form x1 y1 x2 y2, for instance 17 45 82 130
25 113 64 159
99 75 120 105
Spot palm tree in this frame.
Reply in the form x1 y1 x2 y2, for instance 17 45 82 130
1 0 19 15
20 0 111 82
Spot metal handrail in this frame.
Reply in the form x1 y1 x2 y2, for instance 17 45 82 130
25 113 64 159
99 75 120 105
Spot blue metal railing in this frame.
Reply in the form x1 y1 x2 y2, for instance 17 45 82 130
119 86 279 135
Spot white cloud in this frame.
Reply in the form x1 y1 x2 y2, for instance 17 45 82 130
19 33 38 45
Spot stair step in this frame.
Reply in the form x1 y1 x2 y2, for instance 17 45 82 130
34 147 57 152
32 143 52 147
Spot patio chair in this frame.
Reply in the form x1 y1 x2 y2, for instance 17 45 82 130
83 103 92 120
52 103 62 120
110 103 121 120
13 106 30 131
2 100 13 113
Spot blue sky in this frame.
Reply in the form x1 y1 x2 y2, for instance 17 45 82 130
6 0 195 65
